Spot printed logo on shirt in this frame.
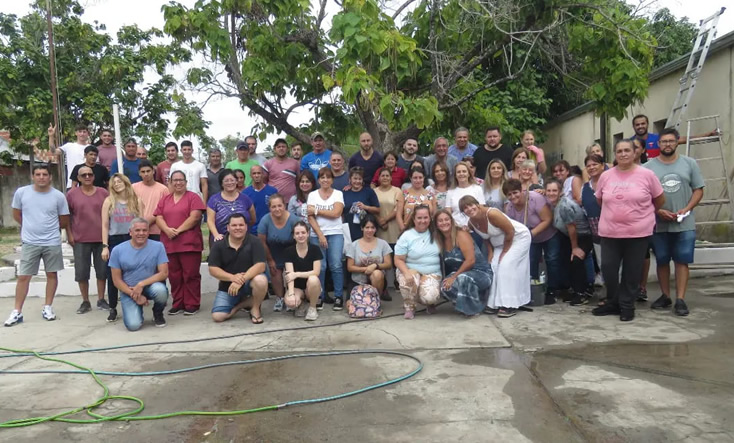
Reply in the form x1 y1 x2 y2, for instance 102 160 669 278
308 158 330 172
660 173 682 194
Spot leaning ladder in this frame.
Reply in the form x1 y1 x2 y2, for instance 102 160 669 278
685 115 734 228
665 7 726 131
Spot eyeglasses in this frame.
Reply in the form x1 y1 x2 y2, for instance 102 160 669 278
79 173 94 178
659 140 677 145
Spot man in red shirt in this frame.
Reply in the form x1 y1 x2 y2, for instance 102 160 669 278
156 142 179 185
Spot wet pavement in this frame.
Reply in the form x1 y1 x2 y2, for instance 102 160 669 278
1 275 733 442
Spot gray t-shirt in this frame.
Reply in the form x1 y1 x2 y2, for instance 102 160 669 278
346 238 393 284
12 185 69 246
644 155 704 232
553 196 591 236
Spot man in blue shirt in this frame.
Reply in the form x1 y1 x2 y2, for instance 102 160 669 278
5 165 70 327
630 114 660 161
110 138 142 183
244 165 278 234
300 132 332 173
109 218 169 331
448 127 478 160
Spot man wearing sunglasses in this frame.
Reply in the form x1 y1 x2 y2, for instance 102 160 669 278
70 145 109 189
66 165 111 314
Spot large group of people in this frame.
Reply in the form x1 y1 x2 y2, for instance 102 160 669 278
5 116 706 329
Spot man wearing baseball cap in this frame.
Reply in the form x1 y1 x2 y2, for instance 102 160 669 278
300 132 332 173
225 140 260 187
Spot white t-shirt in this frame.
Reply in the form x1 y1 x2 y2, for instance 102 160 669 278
445 184 485 227
60 142 86 188
251 153 267 166
306 189 344 236
169 160 207 196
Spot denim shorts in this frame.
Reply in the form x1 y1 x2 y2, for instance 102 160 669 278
651 230 696 265
211 283 253 314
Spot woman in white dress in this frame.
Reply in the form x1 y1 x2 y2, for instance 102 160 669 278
444 162 485 228
459 195 531 317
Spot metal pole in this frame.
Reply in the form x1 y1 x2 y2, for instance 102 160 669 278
113 104 123 173
46 0 63 191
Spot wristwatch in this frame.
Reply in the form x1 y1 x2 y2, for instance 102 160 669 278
102 244 109 248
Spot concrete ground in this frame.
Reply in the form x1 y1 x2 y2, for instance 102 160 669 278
1 276 733 442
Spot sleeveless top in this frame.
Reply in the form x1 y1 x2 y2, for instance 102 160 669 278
109 201 136 236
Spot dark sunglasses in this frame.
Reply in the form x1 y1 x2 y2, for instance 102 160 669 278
79 173 94 178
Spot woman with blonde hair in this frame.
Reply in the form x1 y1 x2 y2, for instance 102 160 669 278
518 160 544 193
101 173 144 322
521 130 547 174
483 159 507 209
444 161 484 227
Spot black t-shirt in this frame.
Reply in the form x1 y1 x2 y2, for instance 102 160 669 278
283 243 323 274
208 233 266 292
473 144 513 180
71 163 109 188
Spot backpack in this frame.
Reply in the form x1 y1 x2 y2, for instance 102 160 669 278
347 284 381 318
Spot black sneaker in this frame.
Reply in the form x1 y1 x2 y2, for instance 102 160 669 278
168 307 184 315
316 299 324 311
96 299 111 311
183 308 199 316
570 293 589 306
106 308 118 322
497 307 517 318
483 307 499 315
323 295 336 305
592 304 621 316
333 298 343 311
154 312 167 327
637 287 648 302
674 299 690 316
76 301 92 314
380 289 392 301
620 309 635 322
650 294 672 310
544 293 557 305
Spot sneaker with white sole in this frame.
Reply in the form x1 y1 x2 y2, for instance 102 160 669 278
4 310 23 327
273 297 285 312
42 305 57 321
77 301 92 314
96 299 111 311
295 302 308 318
594 273 604 287
305 307 319 321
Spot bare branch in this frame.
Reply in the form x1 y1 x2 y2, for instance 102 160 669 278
392 0 417 20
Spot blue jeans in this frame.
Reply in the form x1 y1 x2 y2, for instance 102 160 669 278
529 232 568 291
311 234 344 300
120 282 168 331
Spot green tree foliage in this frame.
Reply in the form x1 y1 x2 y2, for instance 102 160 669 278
0 0 211 155
163 0 657 151
647 8 697 68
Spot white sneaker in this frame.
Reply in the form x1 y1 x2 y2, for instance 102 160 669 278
42 305 57 321
295 302 308 318
305 306 319 321
4 310 23 327
594 273 604 287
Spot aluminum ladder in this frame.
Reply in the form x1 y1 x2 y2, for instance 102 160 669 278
664 7 726 131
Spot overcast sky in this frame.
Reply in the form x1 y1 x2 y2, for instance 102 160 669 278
4 0 732 152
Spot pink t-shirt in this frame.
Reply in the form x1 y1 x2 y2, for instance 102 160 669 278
153 191 206 253
263 157 299 202
96 145 119 171
66 187 109 243
133 181 170 235
156 160 173 185
595 166 663 238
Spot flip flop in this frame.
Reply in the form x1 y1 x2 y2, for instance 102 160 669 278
250 312 264 324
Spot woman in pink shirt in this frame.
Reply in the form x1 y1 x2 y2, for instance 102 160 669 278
592 140 664 322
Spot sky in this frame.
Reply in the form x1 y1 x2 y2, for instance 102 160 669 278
3 0 732 154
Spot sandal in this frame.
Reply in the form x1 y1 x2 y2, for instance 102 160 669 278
597 298 607 307
250 312 264 324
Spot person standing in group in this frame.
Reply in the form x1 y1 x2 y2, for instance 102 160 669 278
263 138 299 202
444 162 485 227
592 140 665 322
399 167 435 229
644 128 704 316
288 169 316 224
136 146 148 159
423 137 458 179
435 209 492 316
371 151 407 189
208 213 269 324
518 160 543 193
430 162 451 211
301 132 332 173
448 127 478 160
507 148 532 181
346 214 393 296
461 195 532 317
243 165 278 235
50 123 89 190
582 154 606 291
519 130 547 175
342 167 380 242
225 140 259 187
109 218 169 330
394 205 442 319
156 142 179 186
110 138 143 183
67 165 110 314
474 126 514 178
397 138 424 172
552 160 583 205
70 145 109 189
483 159 507 209
4 165 70 327
328 150 349 190
234 170 246 192
307 167 345 310
169 140 208 204
154 170 206 316
132 160 170 242
245 135 267 166
101 173 144 323
96 128 118 171
283 221 322 321
207 170 255 242
206 148 225 197
258 194 299 312
374 168 404 295
349 132 384 183
290 142 303 162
